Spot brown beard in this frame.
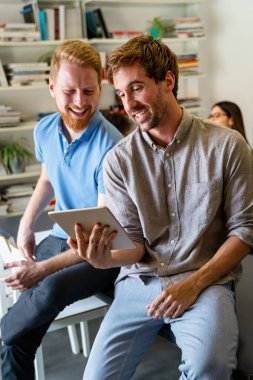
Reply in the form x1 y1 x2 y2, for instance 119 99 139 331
61 112 86 132
60 106 91 132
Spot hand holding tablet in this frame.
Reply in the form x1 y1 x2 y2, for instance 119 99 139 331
48 206 135 250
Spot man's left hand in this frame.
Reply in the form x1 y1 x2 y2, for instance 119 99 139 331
67 223 117 269
0 260 46 291
146 281 199 319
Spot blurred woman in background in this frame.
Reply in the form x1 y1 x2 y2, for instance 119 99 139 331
208 101 249 144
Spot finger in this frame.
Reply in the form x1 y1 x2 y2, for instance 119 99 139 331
75 224 88 259
89 223 102 247
105 231 117 247
67 237 78 250
75 223 90 244
3 261 25 269
161 301 178 319
147 294 167 317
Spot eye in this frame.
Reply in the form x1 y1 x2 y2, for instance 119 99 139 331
132 86 142 93
84 89 95 96
116 91 124 98
64 89 74 95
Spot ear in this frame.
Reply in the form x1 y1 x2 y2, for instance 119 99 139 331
49 78 55 98
164 70 175 91
228 117 234 128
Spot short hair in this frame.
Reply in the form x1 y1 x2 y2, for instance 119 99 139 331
213 101 248 142
106 34 179 98
50 39 102 84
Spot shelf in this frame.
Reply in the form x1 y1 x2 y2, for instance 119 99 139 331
0 39 87 47
0 205 54 219
179 72 206 79
86 0 204 4
0 121 36 133
89 36 206 45
0 84 48 91
0 171 40 187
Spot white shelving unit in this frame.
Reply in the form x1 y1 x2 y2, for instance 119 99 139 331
0 0 206 222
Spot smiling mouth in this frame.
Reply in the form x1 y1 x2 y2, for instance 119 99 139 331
132 108 148 121
69 108 88 117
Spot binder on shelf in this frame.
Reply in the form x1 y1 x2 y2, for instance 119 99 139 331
39 9 48 40
86 8 111 39
65 7 83 39
20 1 41 34
0 59 8 87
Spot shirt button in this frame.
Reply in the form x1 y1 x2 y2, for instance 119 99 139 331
165 152 170 157
171 212 175 217
170 240 175 245
151 143 156 150
168 183 172 188
160 262 165 267
177 139 181 144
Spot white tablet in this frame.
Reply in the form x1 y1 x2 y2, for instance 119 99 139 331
48 206 135 250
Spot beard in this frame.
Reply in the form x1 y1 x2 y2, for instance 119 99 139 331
60 105 94 132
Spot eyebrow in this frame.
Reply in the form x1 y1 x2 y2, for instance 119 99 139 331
115 79 144 93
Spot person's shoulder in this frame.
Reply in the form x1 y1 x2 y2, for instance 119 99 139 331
95 111 123 144
106 127 139 159
34 112 60 134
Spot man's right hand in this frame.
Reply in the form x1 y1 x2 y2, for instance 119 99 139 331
16 223 36 261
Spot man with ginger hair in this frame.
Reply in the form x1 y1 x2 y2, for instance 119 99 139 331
1 40 122 379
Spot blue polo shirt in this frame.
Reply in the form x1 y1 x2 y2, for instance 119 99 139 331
34 110 122 239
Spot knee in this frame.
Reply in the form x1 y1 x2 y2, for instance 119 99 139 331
180 351 234 380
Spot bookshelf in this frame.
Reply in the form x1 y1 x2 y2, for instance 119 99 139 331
0 0 206 223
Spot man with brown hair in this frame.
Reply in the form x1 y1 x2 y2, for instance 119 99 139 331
1 40 122 379
70 35 253 379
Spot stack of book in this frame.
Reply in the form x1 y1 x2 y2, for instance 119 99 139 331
0 22 41 42
0 105 21 127
177 52 200 76
174 17 205 38
178 97 201 109
1 184 35 213
4 62 50 87
39 5 83 41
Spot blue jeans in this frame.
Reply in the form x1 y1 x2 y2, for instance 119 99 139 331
83 276 238 380
1 235 119 380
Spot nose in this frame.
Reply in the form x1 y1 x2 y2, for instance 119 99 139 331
123 93 137 114
73 91 86 107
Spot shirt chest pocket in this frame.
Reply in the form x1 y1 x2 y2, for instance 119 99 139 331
181 180 222 226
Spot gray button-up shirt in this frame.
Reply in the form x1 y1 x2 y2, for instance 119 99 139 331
103 109 253 288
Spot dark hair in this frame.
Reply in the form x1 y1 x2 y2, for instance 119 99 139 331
212 101 248 142
106 34 179 98
101 110 133 136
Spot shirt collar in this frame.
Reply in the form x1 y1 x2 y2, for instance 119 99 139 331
57 110 101 142
140 107 194 150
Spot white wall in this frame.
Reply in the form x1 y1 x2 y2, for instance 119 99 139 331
199 0 253 146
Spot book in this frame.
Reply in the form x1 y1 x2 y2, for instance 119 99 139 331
86 9 110 39
65 8 83 39
5 62 49 71
39 9 48 40
44 8 55 41
57 4 65 40
20 1 41 33
0 59 8 87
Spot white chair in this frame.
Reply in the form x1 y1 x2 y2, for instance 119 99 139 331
0 231 110 380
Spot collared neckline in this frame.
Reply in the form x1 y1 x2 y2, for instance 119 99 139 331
57 110 101 143
140 108 194 151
